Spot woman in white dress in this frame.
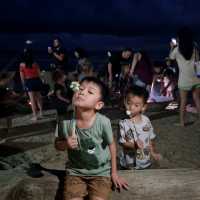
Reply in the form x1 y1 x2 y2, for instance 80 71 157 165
169 27 200 126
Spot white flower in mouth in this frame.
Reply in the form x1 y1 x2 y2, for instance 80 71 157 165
126 110 131 116
70 82 80 92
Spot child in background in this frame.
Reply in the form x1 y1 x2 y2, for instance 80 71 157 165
55 77 128 200
51 70 71 115
148 64 163 102
78 58 94 81
148 64 175 103
161 68 176 100
118 85 161 169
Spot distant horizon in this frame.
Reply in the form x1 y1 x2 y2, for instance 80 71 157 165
0 31 199 71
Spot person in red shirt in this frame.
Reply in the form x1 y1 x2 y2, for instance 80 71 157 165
20 49 43 121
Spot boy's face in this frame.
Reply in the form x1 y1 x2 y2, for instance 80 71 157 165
73 81 104 110
125 93 146 117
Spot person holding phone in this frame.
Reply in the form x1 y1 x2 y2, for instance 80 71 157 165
169 27 200 126
48 37 68 72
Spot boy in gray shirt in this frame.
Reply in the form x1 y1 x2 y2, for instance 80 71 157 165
118 85 161 169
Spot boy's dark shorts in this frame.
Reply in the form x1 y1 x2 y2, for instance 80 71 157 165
64 175 112 200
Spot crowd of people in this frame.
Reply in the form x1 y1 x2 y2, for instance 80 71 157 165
1 27 200 124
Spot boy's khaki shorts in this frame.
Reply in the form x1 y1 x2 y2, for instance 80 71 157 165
64 175 112 200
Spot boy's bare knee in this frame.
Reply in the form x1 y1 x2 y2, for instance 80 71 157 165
89 196 106 200
67 198 83 200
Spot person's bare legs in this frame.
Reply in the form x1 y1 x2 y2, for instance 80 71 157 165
179 89 188 126
192 87 200 119
35 91 43 117
28 91 37 120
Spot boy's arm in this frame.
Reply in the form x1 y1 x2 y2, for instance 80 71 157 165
146 117 162 161
55 136 78 151
149 140 162 160
121 141 135 150
118 120 135 150
54 121 78 151
109 140 129 191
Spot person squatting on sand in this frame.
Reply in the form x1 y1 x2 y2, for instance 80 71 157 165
55 77 128 200
118 85 161 170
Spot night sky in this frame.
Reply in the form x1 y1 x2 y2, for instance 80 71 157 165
1 1 200 69
1 0 200 35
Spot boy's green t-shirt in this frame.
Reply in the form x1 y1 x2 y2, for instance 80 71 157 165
61 112 113 177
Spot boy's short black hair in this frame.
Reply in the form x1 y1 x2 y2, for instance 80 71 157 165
125 85 149 104
80 76 109 103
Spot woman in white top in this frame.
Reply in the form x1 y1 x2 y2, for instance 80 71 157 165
169 27 200 126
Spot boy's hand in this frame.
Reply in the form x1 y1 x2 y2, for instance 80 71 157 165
111 173 129 192
66 135 78 149
136 139 144 149
151 152 162 161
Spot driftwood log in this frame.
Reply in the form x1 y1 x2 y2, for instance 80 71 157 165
3 168 200 200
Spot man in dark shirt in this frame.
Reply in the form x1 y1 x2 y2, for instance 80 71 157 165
107 48 133 88
48 37 68 72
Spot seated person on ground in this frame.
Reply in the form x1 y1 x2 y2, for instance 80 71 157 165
78 58 94 81
51 70 71 115
148 63 176 103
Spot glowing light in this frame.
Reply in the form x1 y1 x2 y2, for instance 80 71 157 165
165 102 178 110
126 110 131 116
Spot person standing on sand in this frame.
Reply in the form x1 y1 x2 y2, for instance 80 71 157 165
169 27 200 126
19 49 43 121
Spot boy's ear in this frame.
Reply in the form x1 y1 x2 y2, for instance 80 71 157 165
142 104 147 113
95 101 104 110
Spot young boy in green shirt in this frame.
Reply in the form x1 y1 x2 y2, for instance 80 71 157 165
55 77 128 200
